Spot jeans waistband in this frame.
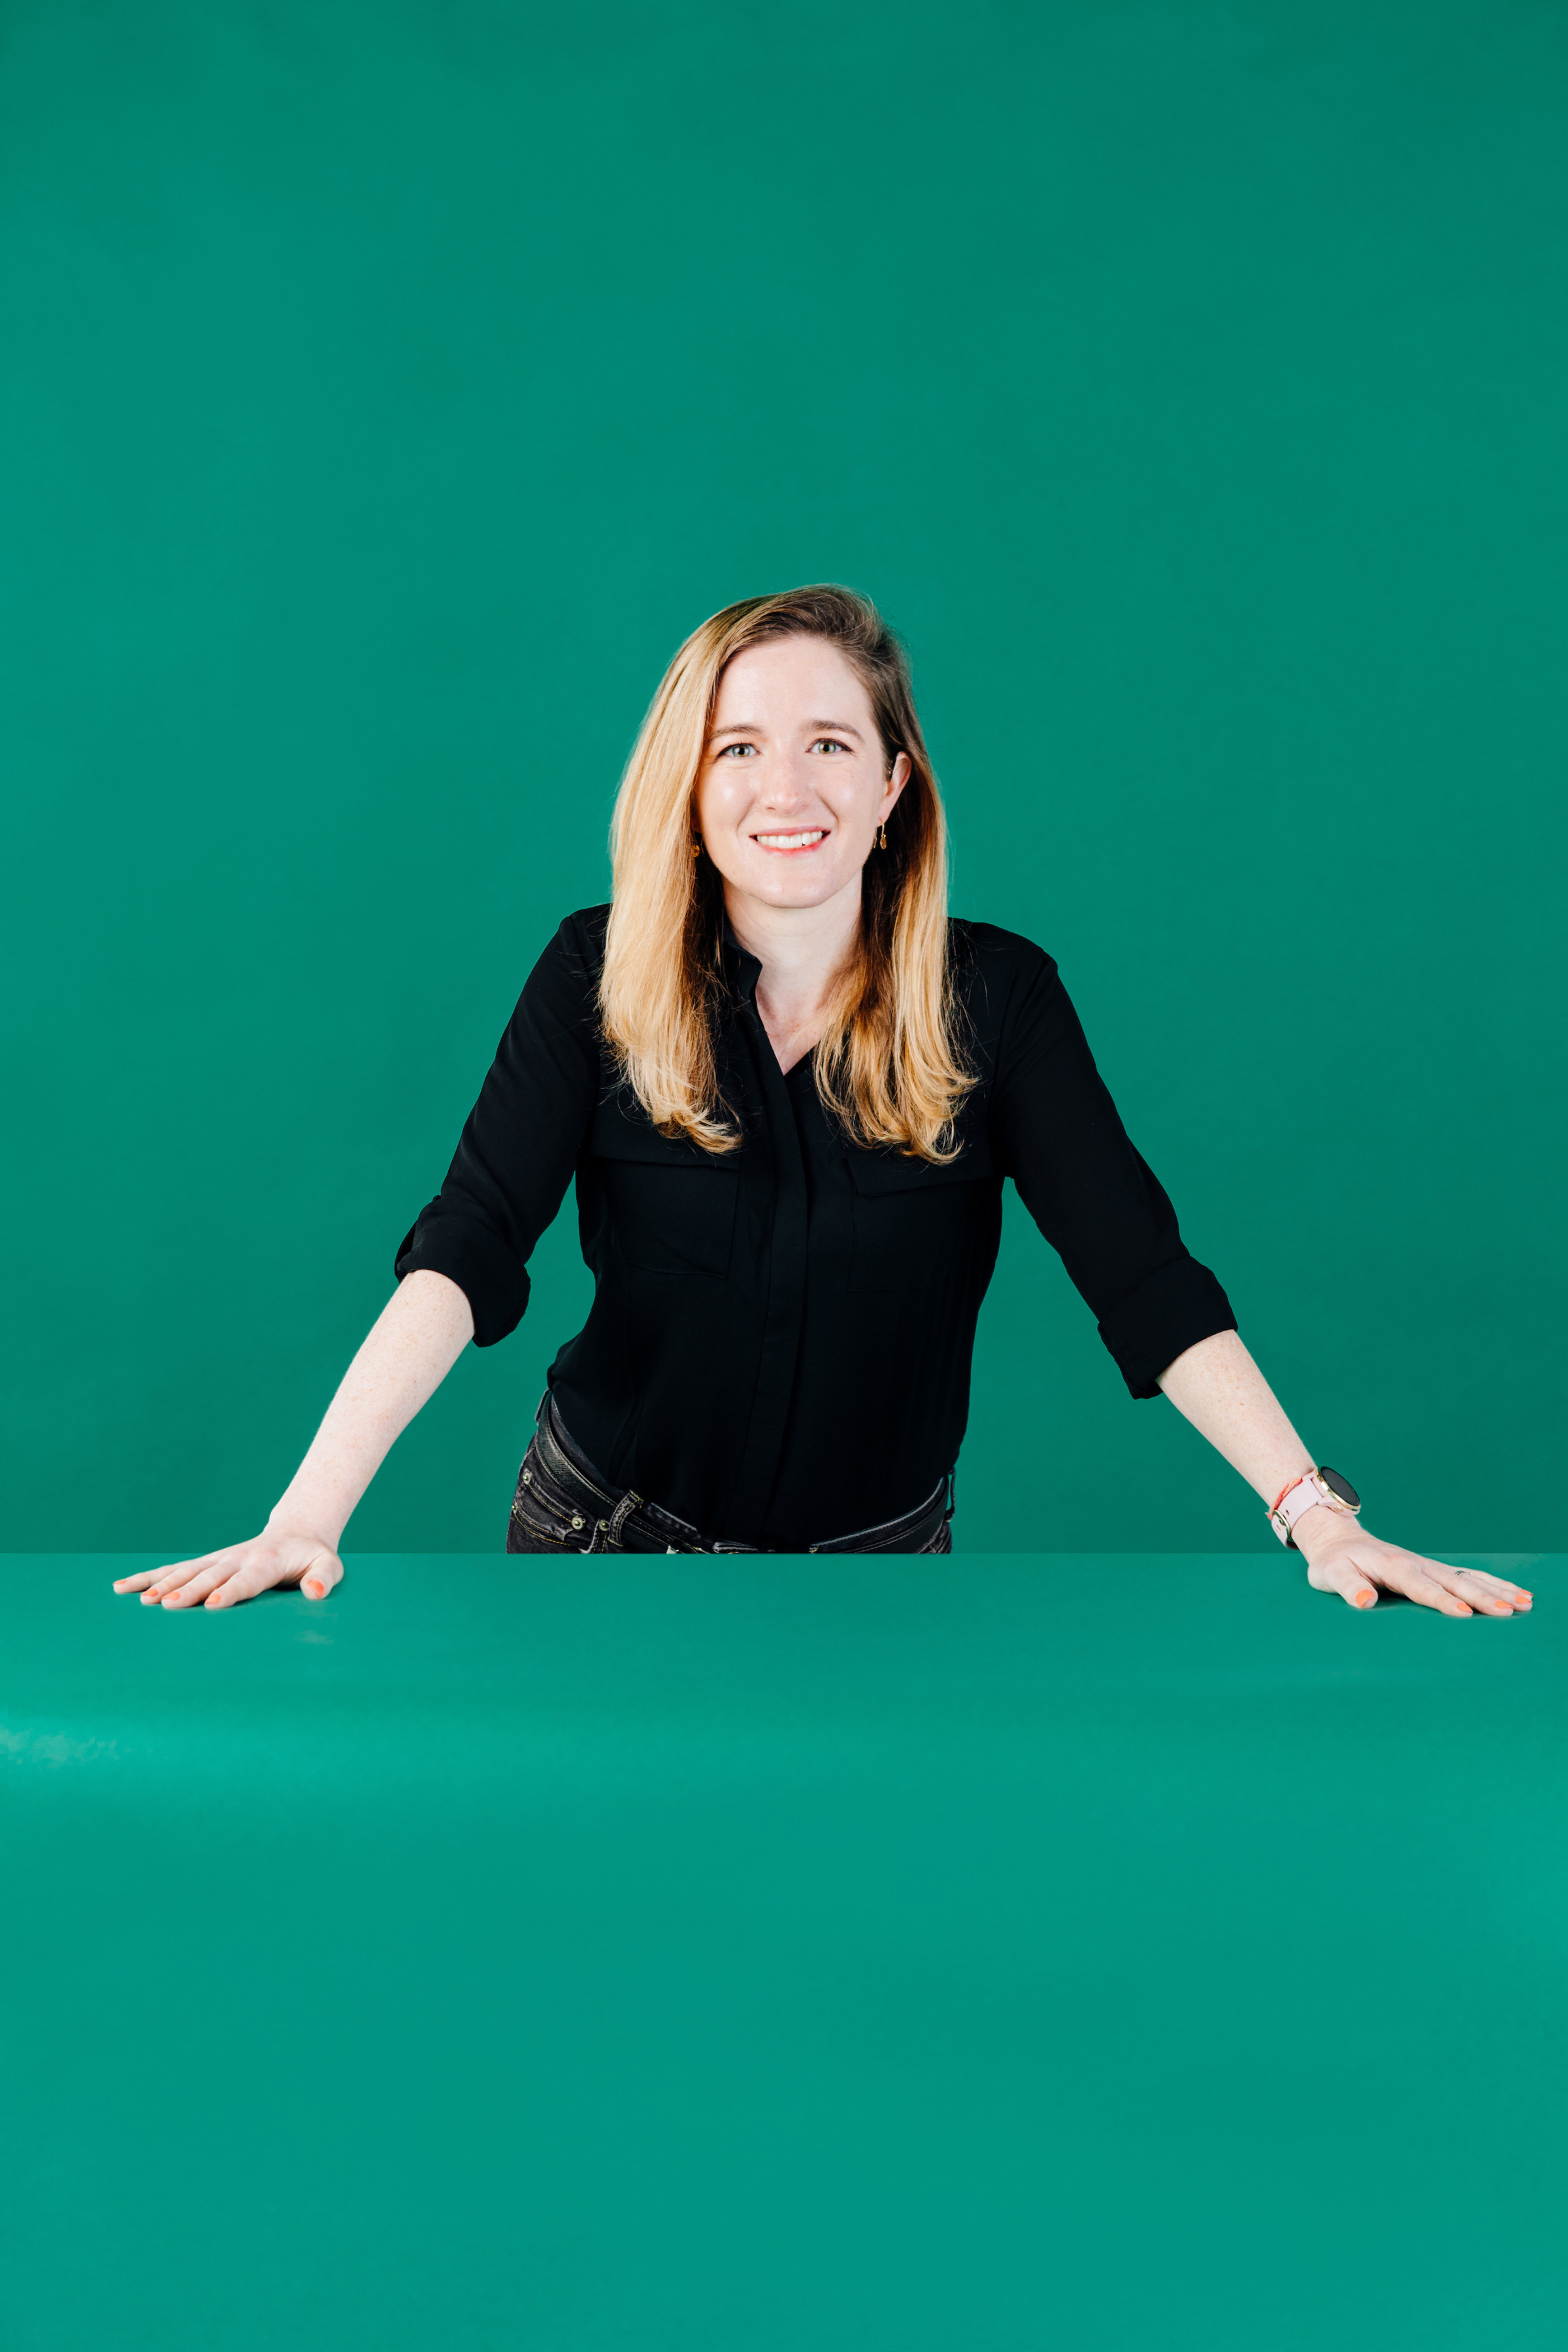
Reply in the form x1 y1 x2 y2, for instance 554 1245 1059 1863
527 1392 954 1555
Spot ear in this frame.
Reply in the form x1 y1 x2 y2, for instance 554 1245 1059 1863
880 750 912 818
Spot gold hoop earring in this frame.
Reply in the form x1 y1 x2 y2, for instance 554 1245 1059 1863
691 836 701 862
877 824 888 850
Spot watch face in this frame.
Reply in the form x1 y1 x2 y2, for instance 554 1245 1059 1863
1318 1464 1360 1510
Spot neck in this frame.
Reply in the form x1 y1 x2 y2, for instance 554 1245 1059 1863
723 874 862 1069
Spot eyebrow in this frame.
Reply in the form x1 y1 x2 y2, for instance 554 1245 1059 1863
708 719 866 741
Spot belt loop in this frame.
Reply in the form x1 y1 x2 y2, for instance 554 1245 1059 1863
606 1490 643 1551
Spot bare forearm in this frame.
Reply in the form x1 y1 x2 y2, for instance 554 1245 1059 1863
1156 1329 1313 1513
1159 1328 1353 1555
267 1269 474 1547
1152 1325 1531 1620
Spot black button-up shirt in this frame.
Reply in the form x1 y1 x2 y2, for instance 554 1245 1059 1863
395 907 1235 1547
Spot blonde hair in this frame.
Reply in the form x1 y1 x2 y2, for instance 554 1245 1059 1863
600 585 973 1161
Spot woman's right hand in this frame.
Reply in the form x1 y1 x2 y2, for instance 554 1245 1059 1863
111 1273 474 1616
112 1531 344 1610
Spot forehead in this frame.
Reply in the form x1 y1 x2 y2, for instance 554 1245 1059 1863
711 635 874 727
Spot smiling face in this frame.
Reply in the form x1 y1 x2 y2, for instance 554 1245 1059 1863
694 635 910 918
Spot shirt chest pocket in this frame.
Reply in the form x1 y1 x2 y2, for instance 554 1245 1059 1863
847 1140 996 1294
587 1113 741 1281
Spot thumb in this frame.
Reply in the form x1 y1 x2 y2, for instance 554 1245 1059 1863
299 1553 344 1601
1309 1552 1377 1611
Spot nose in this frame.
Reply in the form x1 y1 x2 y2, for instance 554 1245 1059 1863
757 750 817 814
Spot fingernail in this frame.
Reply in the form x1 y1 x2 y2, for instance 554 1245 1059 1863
1517 1592 1533 1603
1354 1589 1375 1608
1456 1604 1473 1616
302 1579 323 1599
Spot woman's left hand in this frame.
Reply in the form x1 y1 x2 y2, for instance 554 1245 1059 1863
1294 1507 1533 1616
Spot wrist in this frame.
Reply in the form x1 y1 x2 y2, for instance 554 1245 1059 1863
267 1496 346 1551
1266 1465 1362 1549
1290 1501 1357 1558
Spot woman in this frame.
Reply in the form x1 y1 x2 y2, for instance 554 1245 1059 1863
117 587 1528 1616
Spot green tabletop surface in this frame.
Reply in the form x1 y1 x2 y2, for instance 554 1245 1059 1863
3 1552 1562 2352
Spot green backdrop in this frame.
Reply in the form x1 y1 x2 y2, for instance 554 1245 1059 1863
2 0 1563 1555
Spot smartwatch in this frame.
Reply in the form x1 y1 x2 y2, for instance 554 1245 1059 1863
1268 1465 1361 1549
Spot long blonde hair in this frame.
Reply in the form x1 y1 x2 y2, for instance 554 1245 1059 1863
600 585 973 1161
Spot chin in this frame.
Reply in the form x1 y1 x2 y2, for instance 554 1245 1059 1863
739 853 849 900
753 872 844 906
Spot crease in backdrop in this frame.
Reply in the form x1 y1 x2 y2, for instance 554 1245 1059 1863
0 0 1562 1553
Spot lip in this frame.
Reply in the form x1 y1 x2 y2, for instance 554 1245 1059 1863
749 828 830 855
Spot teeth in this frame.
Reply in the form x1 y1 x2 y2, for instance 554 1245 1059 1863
755 830 825 849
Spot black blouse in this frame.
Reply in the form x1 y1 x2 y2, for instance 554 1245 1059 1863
395 907 1235 1548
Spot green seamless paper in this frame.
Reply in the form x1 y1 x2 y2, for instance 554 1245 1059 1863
1 0 1563 1552
1 1551 1560 2350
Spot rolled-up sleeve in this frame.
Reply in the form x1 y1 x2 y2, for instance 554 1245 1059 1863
988 943 1235 1397
394 912 603 1347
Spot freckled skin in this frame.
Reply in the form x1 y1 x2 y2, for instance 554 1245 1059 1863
694 638 909 919
108 635 1537 1622
691 638 914 1077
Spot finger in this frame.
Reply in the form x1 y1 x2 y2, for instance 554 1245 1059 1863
157 1563 233 1610
137 1551 233 1605
204 1554 301 1610
1437 1566 1518 1617
1308 1554 1380 1611
127 1564 196 1599
1377 1549 1523 1618
299 1557 342 1601
1374 1552 1473 1618
1447 1566 1533 1613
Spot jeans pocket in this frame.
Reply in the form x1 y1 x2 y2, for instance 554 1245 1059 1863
507 1505 580 1554
506 1441 599 1552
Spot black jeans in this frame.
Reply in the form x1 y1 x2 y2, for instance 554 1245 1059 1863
507 1392 955 1556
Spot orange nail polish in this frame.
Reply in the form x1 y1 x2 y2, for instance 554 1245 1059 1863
1354 1590 1375 1608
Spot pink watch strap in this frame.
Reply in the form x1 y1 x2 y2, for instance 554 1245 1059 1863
1268 1471 1356 1546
